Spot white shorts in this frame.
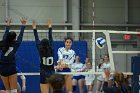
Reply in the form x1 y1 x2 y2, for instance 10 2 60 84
85 80 94 85
85 75 95 85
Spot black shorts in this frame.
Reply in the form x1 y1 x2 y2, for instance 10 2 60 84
0 63 17 76
40 68 55 84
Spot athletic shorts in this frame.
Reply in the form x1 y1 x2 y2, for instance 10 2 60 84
57 68 71 72
0 64 17 76
81 75 85 79
72 75 83 80
40 69 55 84
85 79 94 85
85 75 95 85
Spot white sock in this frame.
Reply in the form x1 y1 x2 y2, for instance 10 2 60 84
10 89 17 93
6 90 10 93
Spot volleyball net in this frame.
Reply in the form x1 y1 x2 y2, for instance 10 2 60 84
0 29 140 76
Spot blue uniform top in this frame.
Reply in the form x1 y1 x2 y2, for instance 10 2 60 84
0 26 25 64
33 28 54 72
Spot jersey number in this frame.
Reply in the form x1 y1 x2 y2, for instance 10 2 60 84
63 55 69 59
4 47 13 56
42 57 53 66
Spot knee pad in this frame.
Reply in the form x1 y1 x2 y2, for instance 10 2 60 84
72 86 76 92
10 89 17 93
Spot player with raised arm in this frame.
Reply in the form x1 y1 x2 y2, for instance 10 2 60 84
0 17 26 93
32 20 55 93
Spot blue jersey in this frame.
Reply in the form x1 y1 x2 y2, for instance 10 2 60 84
0 26 25 64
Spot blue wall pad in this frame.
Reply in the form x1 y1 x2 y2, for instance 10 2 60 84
16 41 40 72
131 56 140 93
132 56 140 75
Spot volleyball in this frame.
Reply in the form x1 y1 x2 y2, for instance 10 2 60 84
96 37 106 49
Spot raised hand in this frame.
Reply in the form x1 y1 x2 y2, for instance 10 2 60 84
47 19 52 28
32 20 37 29
5 17 12 26
20 17 27 25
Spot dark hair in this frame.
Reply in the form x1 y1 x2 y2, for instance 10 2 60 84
114 72 120 82
40 39 50 47
39 38 52 56
64 37 73 42
6 31 17 43
98 63 103 69
119 72 125 82
0 31 16 52
48 74 65 91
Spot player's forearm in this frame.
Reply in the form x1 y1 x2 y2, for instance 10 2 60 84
64 64 70 68
57 59 63 64
22 79 26 87
20 74 26 86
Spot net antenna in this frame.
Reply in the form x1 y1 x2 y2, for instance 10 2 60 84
93 30 140 74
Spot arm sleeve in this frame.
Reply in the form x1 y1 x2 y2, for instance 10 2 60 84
48 28 53 47
17 26 25 45
33 29 40 50
3 26 10 40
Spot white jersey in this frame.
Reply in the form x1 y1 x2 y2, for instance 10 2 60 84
85 69 95 80
85 69 95 85
97 62 113 81
57 47 75 65
71 62 84 76
101 62 111 70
